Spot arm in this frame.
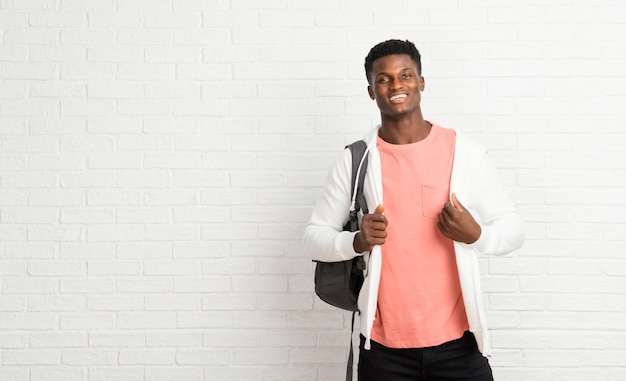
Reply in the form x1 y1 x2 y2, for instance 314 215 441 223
446 150 524 256
303 149 360 262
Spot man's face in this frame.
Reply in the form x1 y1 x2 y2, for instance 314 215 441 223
367 54 424 119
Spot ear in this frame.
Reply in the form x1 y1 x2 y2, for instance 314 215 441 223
368 85 375 100
420 76 425 92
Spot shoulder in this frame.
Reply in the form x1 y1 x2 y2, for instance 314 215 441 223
429 122 486 156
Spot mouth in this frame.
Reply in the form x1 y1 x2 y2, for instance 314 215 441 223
389 93 408 103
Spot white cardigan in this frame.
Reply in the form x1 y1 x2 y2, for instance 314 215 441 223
304 125 524 355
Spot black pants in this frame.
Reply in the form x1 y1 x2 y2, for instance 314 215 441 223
358 332 494 381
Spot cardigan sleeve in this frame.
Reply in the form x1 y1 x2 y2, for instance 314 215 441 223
465 150 525 256
303 148 362 262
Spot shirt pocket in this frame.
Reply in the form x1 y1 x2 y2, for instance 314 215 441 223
422 184 447 219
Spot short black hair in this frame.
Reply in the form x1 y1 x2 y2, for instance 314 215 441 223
364 39 422 84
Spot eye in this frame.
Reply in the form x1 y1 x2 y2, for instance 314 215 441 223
402 72 412 79
378 76 390 84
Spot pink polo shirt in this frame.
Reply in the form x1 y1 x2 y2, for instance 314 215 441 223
371 124 469 349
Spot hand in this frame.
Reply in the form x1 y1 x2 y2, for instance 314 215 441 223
353 204 387 253
437 194 481 244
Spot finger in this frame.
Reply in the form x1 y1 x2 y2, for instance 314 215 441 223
374 204 384 214
442 202 455 217
436 220 450 238
366 219 386 230
369 229 387 239
451 193 464 211
437 211 445 224
364 213 386 224
451 193 458 209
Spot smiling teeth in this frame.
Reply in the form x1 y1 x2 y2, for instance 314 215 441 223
390 94 407 101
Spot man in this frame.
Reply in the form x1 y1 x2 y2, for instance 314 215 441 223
304 39 524 380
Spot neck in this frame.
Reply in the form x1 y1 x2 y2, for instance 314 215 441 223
379 113 431 144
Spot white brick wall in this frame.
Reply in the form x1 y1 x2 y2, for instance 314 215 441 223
1 1 625 380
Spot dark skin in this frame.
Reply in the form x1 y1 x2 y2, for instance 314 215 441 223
353 54 481 253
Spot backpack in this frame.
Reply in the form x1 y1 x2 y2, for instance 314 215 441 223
313 139 369 381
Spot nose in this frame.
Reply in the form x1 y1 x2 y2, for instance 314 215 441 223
390 77 404 90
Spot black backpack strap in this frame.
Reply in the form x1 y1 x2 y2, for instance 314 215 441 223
347 140 369 217
344 140 369 381
346 309 359 381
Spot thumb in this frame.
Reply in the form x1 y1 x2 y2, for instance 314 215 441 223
374 204 384 214
451 193 464 211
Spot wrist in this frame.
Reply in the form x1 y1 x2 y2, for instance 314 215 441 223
353 232 364 253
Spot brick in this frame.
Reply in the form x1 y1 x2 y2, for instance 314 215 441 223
117 312 176 330
1 242 56 260
88 153 142 169
143 260 201 276
201 294 256 310
28 261 86 277
118 349 175 365
201 258 255 275
116 0 171 12
116 30 172 45
145 46 199 63
61 100 115 116
145 13 200 28
144 368 203 381
176 349 231 365
234 348 288 365
87 367 143 381
30 332 87 348
116 278 172 293
3 28 59 45
87 12 142 27
60 29 114 46
0 312 58 329
145 81 200 99
145 294 199 310
144 225 200 241
2 350 58 365
86 190 142 206
87 260 142 276
177 311 231 328
173 276 230 293
232 275 288 293
30 12 87 27
117 171 170 188
0 296 26 312
59 278 115 294
28 225 84 242
61 0 114 11
87 296 143 311
2 99 59 116
202 10 258 27
146 332 202 347
144 153 200 169
0 11 28 26
173 29 230 46
86 226 143 242
62 350 117 365
173 206 229 223
117 64 175 81
60 243 114 260
230 0 284 10
173 241 229 258
59 313 116 330
29 190 86 206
